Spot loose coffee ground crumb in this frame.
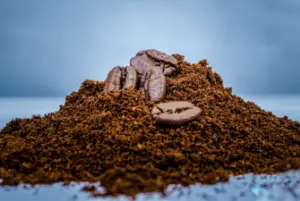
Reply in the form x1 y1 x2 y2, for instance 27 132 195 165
1 54 300 198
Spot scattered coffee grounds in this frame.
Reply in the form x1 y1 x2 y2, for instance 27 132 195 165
1 53 300 199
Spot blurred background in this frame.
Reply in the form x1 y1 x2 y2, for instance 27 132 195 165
1 0 300 97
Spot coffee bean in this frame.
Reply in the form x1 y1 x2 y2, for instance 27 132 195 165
145 67 166 103
103 66 122 92
152 101 201 125
123 66 138 89
146 49 178 68
104 66 138 92
137 49 179 76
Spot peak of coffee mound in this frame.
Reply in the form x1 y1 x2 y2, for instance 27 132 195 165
1 54 300 198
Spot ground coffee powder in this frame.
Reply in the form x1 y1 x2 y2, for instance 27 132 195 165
1 54 300 198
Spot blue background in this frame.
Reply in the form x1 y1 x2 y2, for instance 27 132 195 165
1 0 300 97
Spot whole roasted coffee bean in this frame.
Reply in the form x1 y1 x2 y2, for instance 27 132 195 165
139 49 178 76
123 66 138 89
151 101 201 125
104 66 138 91
145 67 166 103
146 49 178 67
103 66 122 92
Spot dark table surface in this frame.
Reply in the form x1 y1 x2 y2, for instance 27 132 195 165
0 95 300 201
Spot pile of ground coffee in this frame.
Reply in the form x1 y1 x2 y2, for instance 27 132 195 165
1 54 300 198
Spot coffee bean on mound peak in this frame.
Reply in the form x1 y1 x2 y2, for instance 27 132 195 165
134 49 179 76
146 49 178 67
151 101 202 125
104 66 138 92
136 49 178 67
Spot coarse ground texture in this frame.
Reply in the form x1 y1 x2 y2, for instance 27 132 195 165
1 54 300 198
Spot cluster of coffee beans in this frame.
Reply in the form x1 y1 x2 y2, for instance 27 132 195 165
104 49 202 125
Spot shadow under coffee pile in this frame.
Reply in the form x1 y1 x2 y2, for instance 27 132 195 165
1 54 300 198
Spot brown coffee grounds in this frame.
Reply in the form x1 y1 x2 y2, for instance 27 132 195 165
1 54 300 198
